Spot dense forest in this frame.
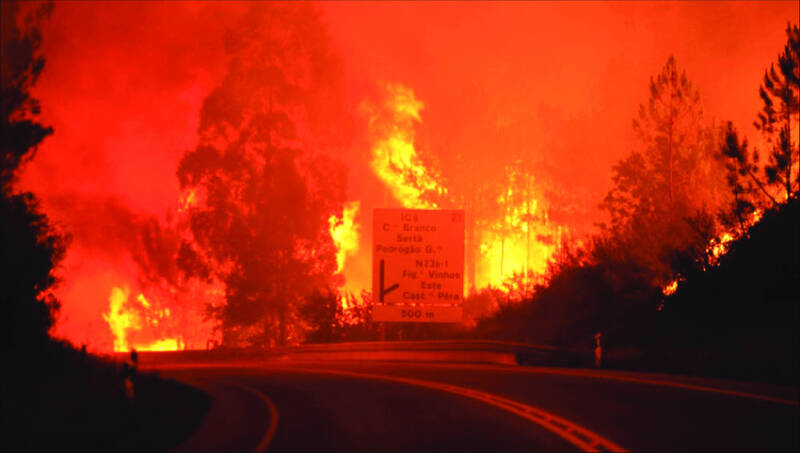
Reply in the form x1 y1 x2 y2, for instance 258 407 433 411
3 2 797 399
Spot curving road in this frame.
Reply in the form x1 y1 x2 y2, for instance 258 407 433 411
150 360 798 452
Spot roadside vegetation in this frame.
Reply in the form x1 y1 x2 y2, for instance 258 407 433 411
300 23 799 385
3 8 796 449
467 23 799 384
2 3 209 449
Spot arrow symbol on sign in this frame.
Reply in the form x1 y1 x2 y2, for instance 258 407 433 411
379 259 399 302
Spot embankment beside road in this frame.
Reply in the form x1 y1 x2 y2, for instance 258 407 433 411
5 339 211 451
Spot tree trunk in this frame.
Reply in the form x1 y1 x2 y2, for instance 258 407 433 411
499 194 507 280
668 93 675 204
466 197 476 294
747 169 779 207
795 110 799 195
278 281 287 346
525 174 532 297
784 109 793 199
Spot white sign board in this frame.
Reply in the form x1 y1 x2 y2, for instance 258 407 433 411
372 209 464 323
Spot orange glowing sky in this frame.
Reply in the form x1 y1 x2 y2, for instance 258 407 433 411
16 1 798 350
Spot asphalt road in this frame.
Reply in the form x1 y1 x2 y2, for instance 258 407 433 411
151 360 798 452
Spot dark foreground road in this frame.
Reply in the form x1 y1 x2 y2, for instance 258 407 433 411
151 360 798 452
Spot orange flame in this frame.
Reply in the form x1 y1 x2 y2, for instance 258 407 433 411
364 83 445 209
103 285 181 352
364 84 565 297
140 338 180 351
478 166 562 290
709 232 734 263
104 286 137 352
329 201 360 274
662 279 679 296
708 208 763 265
662 208 766 296
178 187 198 213
339 292 367 326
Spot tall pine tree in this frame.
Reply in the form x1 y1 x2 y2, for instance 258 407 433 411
601 56 728 282
755 23 799 201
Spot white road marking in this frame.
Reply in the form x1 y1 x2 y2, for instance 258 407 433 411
151 360 797 406
386 362 799 407
517 367 799 406
223 381 280 452
284 366 627 453
459 364 799 407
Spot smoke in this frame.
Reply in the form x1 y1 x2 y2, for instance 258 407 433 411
323 1 797 210
14 1 798 349
11 2 245 349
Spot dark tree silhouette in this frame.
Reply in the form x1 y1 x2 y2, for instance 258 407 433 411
754 23 799 201
718 24 798 228
632 56 703 205
1 0 66 345
718 122 776 230
300 289 342 343
600 56 728 283
657 196 800 383
176 3 347 347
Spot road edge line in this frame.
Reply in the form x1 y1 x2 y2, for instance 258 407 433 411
514 367 799 407
284 366 627 453
223 381 280 452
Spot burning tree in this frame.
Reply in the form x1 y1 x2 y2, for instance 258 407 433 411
719 122 773 231
600 56 730 283
363 83 447 210
176 3 348 347
719 23 798 232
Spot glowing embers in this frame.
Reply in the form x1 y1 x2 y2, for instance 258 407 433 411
708 232 734 264
364 83 445 209
178 186 205 213
103 286 180 352
662 279 679 296
339 292 369 326
363 82 564 297
662 208 766 297
329 201 361 274
707 208 763 266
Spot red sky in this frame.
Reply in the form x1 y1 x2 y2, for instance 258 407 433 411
16 1 798 349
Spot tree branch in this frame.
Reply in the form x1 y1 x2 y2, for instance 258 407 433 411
746 169 779 207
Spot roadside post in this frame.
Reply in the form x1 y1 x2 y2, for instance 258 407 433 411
594 332 603 368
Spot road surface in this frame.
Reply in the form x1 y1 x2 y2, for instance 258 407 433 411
150 360 798 452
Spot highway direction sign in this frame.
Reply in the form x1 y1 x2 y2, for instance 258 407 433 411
372 208 464 323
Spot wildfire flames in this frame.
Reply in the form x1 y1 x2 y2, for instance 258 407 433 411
13 2 795 351
707 209 764 264
103 287 179 352
364 83 446 209
329 201 361 274
477 167 563 289
102 279 221 352
364 83 564 292
661 208 766 296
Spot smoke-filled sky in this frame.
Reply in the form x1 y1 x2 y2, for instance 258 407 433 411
16 1 798 349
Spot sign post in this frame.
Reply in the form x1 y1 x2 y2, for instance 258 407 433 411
372 209 464 323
